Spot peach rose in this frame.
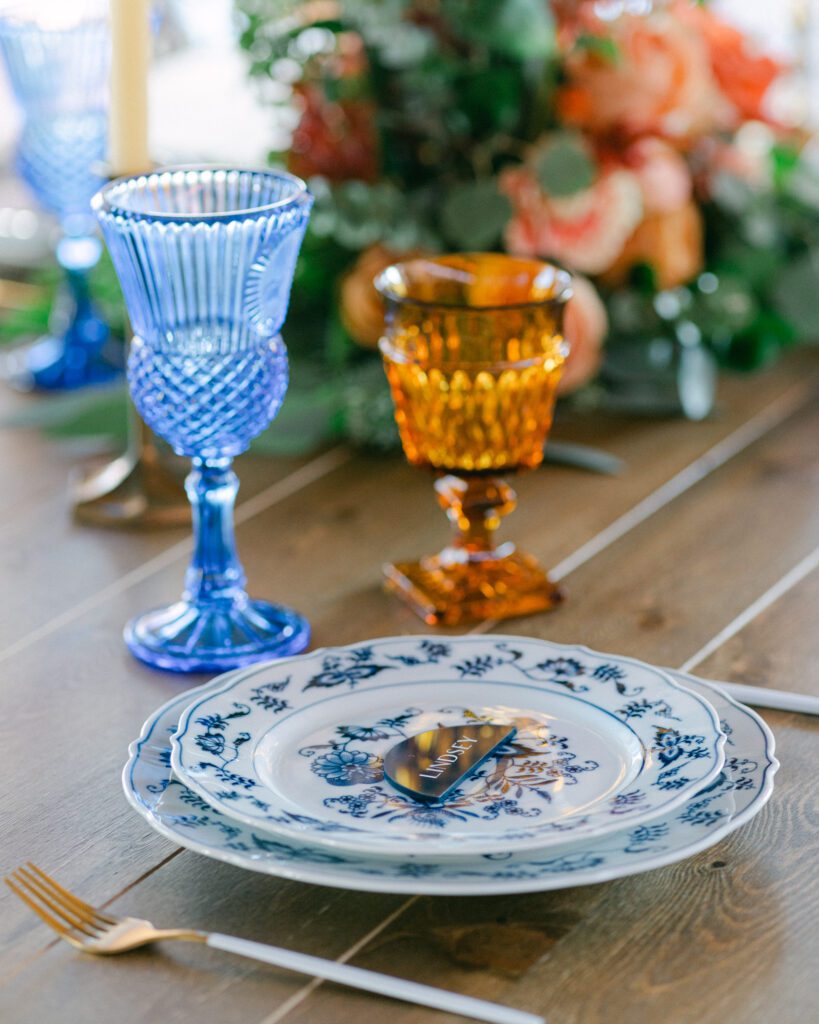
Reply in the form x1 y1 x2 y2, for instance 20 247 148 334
559 13 723 142
559 274 607 395
602 201 703 291
500 162 643 276
675 2 783 124
625 137 693 214
339 245 424 348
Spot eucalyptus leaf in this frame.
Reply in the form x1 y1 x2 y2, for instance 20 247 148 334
575 33 620 64
536 134 596 197
773 250 819 342
440 180 512 250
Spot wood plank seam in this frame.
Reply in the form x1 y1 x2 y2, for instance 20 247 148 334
470 379 816 639
256 897 421 1024
0 446 352 668
0 380 812 668
680 542 819 673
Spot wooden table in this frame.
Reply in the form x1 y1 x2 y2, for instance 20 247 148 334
1 353 818 1024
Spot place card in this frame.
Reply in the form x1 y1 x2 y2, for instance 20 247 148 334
383 722 517 804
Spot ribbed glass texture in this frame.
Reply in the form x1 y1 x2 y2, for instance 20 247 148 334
93 167 314 673
96 167 311 457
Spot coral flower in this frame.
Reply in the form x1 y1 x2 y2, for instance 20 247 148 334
500 162 643 276
340 244 425 348
624 136 693 214
560 274 608 395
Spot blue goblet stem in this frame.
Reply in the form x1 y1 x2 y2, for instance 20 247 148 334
184 458 246 606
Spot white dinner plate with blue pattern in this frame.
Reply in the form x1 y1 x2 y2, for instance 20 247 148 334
169 636 726 856
123 670 776 895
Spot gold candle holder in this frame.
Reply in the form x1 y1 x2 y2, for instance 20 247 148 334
376 253 572 626
71 408 189 528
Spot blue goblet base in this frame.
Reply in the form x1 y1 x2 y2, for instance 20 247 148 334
124 597 311 674
10 328 123 392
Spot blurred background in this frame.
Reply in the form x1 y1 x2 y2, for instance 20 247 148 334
0 0 816 460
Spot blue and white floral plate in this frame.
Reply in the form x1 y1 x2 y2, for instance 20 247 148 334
123 670 776 896
169 636 726 856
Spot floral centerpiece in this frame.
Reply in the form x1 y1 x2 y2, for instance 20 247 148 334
232 0 818 448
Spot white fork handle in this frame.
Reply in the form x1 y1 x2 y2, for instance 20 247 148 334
207 933 544 1024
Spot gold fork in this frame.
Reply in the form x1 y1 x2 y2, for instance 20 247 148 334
5 863 542 1024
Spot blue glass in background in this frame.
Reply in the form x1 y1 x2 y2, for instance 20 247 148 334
0 3 120 390
94 167 313 672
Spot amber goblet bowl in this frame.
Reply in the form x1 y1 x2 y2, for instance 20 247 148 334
376 252 572 627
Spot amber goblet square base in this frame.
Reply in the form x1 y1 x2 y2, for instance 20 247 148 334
376 253 572 627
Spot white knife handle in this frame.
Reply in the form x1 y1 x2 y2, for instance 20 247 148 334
712 680 819 716
206 933 544 1024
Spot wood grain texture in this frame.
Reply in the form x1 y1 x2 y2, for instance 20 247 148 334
0 356 817 1024
0 357 812 649
0 449 317 647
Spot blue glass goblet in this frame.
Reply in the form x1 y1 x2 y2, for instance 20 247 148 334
94 167 313 673
0 2 119 390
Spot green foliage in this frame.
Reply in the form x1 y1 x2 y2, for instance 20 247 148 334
447 0 555 61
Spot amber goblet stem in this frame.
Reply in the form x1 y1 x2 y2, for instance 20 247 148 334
433 474 517 562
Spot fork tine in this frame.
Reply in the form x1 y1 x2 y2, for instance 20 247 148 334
25 863 117 927
11 869 100 938
5 877 77 942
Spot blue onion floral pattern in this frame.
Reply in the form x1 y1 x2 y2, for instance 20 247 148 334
171 636 727 851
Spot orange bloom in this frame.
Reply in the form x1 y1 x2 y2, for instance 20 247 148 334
602 201 704 291
559 274 607 395
558 13 723 142
339 245 424 348
675 2 783 124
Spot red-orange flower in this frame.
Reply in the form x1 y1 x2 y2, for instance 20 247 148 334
287 32 379 183
288 86 379 184
675 1 783 124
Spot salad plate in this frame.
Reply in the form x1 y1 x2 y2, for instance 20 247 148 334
170 636 726 855
123 670 777 896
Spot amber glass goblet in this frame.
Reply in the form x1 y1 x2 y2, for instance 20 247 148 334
376 253 572 626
